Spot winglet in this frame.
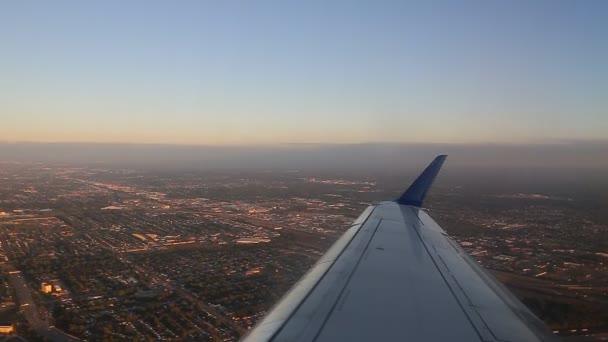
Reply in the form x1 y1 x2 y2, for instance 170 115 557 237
396 155 447 207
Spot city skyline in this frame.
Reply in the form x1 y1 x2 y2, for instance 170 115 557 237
2 0 607 145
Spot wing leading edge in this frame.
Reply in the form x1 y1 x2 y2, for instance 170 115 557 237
243 156 556 342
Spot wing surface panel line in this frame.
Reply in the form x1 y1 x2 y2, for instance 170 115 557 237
405 208 487 341
311 219 383 342
431 245 500 342
266 207 377 341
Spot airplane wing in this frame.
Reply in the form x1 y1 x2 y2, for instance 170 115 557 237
243 155 557 342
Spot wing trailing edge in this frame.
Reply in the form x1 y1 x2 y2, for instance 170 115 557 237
396 155 447 207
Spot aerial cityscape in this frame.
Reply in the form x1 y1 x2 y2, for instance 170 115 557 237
2 0 607 340
0 157 606 341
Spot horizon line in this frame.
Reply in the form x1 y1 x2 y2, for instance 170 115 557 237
2 139 606 148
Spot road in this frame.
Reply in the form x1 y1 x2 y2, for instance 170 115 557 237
6 269 81 342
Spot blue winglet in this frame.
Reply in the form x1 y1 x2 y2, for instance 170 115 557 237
396 155 447 207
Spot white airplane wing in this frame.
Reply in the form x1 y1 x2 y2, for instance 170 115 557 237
243 155 557 342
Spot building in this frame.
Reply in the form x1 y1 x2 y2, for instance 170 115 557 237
41 283 52 294
0 325 14 334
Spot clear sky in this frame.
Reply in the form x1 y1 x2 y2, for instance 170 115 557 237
1 0 606 145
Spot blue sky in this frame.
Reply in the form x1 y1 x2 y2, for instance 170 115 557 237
1 0 606 145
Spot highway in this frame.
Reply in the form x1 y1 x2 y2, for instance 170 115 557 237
6 270 80 342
